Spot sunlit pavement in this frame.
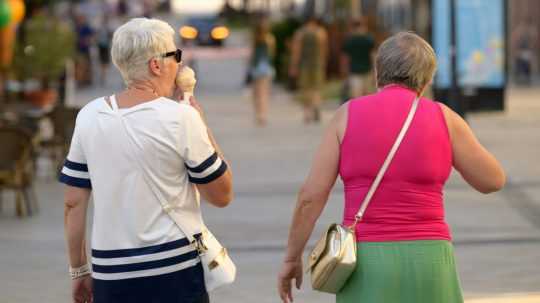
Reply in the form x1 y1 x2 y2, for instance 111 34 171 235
466 293 540 303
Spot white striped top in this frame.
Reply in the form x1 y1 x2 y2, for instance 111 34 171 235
59 96 227 281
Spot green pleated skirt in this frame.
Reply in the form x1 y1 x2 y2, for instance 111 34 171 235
336 240 464 303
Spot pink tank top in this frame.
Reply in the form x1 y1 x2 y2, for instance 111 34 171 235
340 85 453 242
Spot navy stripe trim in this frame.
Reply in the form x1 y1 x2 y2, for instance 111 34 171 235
92 236 200 259
185 152 218 173
59 173 92 189
64 159 88 172
188 161 228 184
92 250 198 273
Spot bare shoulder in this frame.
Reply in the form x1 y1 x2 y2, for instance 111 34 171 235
436 101 467 140
437 102 456 135
437 102 463 123
334 102 350 143
334 101 349 121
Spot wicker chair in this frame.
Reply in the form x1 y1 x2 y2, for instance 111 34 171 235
41 106 79 175
0 126 38 217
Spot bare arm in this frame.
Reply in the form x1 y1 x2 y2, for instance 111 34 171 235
64 185 93 303
268 34 277 59
370 44 377 71
287 114 342 257
278 105 346 303
289 30 302 77
189 97 234 207
440 103 506 193
340 51 350 79
196 124 233 208
319 28 329 67
64 186 91 268
284 104 345 261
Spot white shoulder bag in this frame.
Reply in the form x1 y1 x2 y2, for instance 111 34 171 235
164 212 237 292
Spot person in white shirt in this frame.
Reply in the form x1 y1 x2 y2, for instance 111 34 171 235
60 18 233 303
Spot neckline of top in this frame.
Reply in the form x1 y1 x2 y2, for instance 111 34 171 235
380 84 414 92
104 95 164 113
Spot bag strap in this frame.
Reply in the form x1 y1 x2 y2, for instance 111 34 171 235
351 97 420 228
104 96 198 244
110 94 119 111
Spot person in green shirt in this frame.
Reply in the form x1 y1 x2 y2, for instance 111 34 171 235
341 18 375 99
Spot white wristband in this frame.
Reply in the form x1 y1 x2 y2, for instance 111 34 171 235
69 264 91 280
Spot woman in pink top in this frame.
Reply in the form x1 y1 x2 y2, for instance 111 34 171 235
278 32 506 303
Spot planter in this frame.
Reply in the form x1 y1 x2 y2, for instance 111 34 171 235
25 89 57 108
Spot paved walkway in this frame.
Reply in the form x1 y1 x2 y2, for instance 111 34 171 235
467 293 540 303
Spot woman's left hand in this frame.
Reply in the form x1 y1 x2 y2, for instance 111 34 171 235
277 259 303 303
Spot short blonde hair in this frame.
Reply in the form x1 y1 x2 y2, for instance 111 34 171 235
111 18 175 86
375 32 437 93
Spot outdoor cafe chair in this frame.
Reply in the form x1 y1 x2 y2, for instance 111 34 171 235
41 105 79 175
0 125 38 217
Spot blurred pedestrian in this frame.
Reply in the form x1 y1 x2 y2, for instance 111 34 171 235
96 14 113 87
74 14 95 86
248 17 275 126
278 32 506 303
289 17 328 123
143 0 155 18
61 18 233 303
512 20 538 85
341 17 375 100
117 0 128 17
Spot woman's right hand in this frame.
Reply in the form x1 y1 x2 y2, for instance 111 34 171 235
72 275 93 303
278 259 303 303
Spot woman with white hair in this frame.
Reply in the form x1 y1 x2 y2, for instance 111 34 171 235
278 32 505 303
60 18 233 303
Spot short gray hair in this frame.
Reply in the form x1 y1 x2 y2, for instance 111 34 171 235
111 18 175 86
375 32 437 93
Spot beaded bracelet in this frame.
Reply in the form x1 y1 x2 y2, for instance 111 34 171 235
69 264 91 280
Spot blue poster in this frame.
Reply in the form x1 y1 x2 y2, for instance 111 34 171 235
456 0 505 87
433 0 451 88
433 0 505 88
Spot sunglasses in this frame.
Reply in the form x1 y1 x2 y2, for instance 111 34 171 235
162 49 182 63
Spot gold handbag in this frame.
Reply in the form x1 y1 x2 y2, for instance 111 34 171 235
308 224 357 293
307 97 419 294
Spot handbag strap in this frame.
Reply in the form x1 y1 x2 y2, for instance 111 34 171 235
104 95 199 245
351 97 420 228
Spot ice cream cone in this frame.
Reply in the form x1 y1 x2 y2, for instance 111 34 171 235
176 66 197 104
